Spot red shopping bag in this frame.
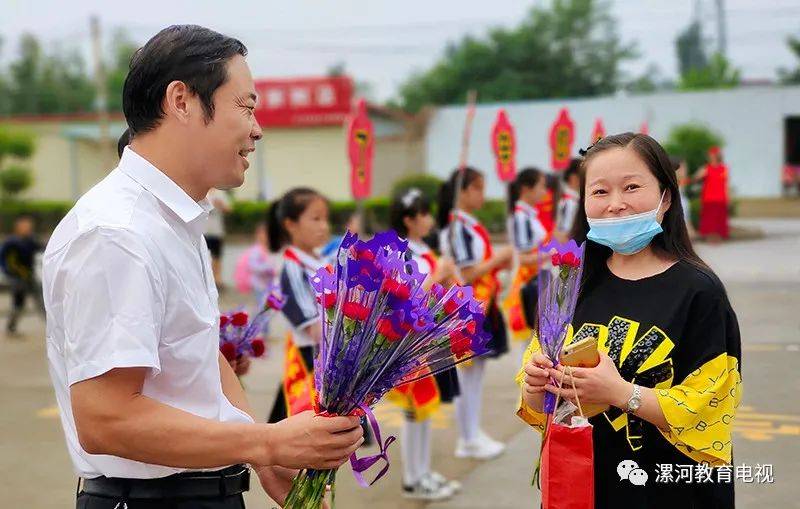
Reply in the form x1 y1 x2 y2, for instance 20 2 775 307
539 368 594 509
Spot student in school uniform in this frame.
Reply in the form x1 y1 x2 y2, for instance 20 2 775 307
438 167 513 460
503 167 549 343
556 158 582 240
388 188 462 500
265 188 330 423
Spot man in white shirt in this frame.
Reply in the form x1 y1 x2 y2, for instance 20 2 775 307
43 25 362 509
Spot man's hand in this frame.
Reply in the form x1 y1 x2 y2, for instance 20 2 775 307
264 411 363 470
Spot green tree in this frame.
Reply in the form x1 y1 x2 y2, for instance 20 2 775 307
0 126 36 201
679 53 740 90
664 123 723 177
396 0 636 112
106 29 139 112
778 35 800 85
5 33 95 115
675 21 708 76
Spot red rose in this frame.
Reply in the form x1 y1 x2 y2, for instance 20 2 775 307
383 279 411 300
231 311 249 327
251 338 266 358
220 342 237 362
562 252 577 268
449 331 472 357
551 253 562 266
317 292 337 309
219 315 230 328
444 299 459 315
465 320 477 335
377 318 402 342
570 256 581 268
343 302 370 321
357 249 375 262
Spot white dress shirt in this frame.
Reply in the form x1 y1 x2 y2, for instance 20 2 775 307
43 147 253 480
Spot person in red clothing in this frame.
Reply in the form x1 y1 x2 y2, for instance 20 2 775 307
696 146 730 242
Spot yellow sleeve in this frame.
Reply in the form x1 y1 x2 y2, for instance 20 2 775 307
515 336 547 432
655 353 742 466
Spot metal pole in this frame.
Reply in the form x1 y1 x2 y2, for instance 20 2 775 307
90 15 112 168
256 140 267 201
69 138 80 201
715 0 727 58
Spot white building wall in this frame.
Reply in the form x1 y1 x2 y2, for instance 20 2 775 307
425 86 800 199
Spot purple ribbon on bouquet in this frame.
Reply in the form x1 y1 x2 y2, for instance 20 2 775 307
348 404 396 488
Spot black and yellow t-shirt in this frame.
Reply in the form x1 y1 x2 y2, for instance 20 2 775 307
517 260 742 509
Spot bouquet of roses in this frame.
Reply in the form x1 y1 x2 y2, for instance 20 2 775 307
537 239 585 414
283 230 490 509
219 287 285 362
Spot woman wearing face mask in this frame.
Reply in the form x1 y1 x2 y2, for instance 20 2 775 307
517 133 742 508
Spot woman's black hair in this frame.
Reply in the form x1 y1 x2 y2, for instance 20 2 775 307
437 166 483 227
507 167 544 213
563 158 582 182
570 132 713 288
266 187 325 252
390 188 431 237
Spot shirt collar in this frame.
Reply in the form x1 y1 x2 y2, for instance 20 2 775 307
119 147 210 225
407 239 430 256
453 208 479 227
515 200 538 217
563 187 580 200
284 246 325 271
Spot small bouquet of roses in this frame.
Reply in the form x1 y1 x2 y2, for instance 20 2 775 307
219 287 285 362
537 239 585 414
283 230 490 509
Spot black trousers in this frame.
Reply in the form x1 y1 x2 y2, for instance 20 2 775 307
76 492 245 508
6 276 44 333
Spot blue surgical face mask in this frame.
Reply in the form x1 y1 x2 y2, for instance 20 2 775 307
586 193 665 255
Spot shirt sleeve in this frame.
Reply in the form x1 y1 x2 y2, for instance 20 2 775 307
450 222 483 268
515 334 547 432
280 262 319 330
60 227 166 386
654 287 742 466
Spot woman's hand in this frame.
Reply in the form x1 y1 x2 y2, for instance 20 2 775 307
521 352 554 412
545 351 632 409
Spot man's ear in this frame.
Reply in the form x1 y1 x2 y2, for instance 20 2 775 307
163 80 193 125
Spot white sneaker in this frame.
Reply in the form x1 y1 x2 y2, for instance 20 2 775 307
454 435 505 459
478 429 505 450
425 471 462 493
402 475 455 501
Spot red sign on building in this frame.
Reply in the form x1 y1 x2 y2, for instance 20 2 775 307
491 109 517 183
347 99 374 200
253 76 354 127
549 108 576 171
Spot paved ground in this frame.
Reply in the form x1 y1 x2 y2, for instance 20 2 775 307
1 218 797 508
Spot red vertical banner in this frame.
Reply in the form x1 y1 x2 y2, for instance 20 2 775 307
591 118 606 144
549 108 575 171
347 99 374 200
491 109 517 183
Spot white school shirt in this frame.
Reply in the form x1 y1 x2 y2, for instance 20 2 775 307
279 246 326 347
556 186 580 234
508 200 547 252
439 209 487 268
42 147 254 480
406 239 436 276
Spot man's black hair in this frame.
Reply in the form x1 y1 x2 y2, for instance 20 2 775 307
122 25 247 135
